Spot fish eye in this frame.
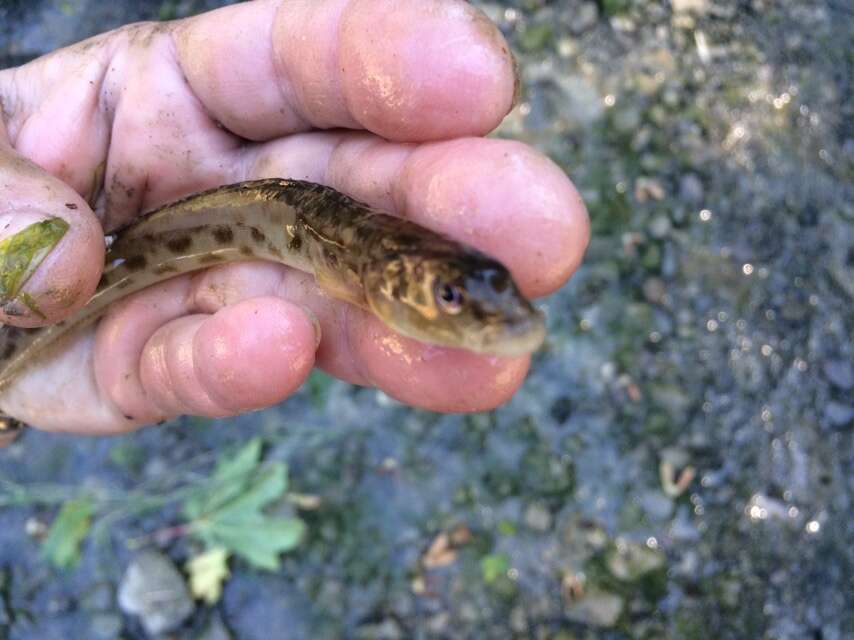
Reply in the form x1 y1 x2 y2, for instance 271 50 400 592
434 281 464 315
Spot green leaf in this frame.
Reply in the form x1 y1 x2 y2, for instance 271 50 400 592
184 438 263 519
480 553 510 584
0 217 69 303
41 498 93 569
186 547 230 605
199 516 305 570
211 464 288 521
183 440 304 571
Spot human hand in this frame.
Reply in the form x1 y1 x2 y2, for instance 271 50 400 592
0 0 589 433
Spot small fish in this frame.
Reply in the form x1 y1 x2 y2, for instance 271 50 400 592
0 179 545 394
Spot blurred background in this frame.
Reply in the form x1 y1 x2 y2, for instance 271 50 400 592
0 1 852 638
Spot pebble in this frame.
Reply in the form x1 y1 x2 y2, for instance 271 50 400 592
564 589 624 627
118 551 194 636
672 0 708 13
823 402 853 429
524 503 553 532
643 278 667 304
650 215 672 239
679 173 705 204
570 3 599 34
823 360 854 390
90 612 123 640
638 490 674 520
81 582 114 611
355 619 403 640
198 612 233 640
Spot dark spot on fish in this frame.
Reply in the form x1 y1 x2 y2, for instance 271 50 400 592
166 236 192 253
198 254 225 264
239 245 254 257
65 203 78 210
250 227 266 243
125 255 147 271
267 242 282 258
212 225 234 244
153 264 179 275
325 250 338 267
288 234 302 251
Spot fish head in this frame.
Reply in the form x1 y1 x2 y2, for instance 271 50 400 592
362 249 545 357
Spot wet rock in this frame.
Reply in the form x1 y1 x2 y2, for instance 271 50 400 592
354 619 402 640
524 503 553 532
823 360 854 390
90 612 123 640
606 541 665 580
638 490 674 520
565 589 624 627
643 278 667 304
570 3 599 34
197 612 232 640
649 215 672 239
81 582 114 611
510 605 527 632
557 75 603 127
672 0 707 14
823 402 853 429
118 551 194 636
679 173 705 204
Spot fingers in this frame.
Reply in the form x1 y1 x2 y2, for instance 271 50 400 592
0 139 104 326
0 289 318 432
94 280 318 425
138 298 317 418
176 262 532 413
174 0 516 141
246 133 589 297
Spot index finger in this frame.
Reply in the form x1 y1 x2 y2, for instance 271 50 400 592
174 0 518 141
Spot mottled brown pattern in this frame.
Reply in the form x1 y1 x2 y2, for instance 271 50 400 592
250 227 266 243
166 236 192 253
124 254 147 271
0 179 543 394
212 225 234 244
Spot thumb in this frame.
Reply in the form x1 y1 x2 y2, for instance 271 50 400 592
0 127 104 327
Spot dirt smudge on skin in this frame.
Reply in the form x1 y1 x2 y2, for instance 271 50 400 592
465 4 519 108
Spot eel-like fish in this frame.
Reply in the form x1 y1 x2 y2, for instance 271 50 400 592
0 179 545 399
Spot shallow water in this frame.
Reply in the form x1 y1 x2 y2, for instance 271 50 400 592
1 1 851 638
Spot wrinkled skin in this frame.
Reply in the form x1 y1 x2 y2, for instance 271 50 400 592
0 0 589 433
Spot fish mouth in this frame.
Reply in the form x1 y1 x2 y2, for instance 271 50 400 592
474 309 547 357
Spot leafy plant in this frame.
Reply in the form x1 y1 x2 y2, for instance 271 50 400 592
480 552 510 584
41 498 94 568
186 547 230 604
183 437 306 571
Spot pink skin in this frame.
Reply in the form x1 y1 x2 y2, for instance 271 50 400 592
0 0 589 433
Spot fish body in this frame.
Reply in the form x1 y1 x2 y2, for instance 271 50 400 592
0 179 545 393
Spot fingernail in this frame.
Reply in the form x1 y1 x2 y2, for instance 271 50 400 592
0 216 69 306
